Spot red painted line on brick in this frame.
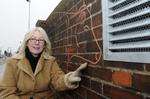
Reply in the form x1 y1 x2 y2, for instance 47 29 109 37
69 3 102 64
55 1 102 65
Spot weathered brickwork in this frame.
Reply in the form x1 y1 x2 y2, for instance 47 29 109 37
38 0 150 98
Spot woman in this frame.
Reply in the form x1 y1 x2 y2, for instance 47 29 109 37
0 27 87 99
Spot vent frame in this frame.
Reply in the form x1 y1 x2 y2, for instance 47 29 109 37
102 0 150 63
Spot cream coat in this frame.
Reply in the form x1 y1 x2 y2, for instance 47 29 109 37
0 52 68 99
0 27 69 99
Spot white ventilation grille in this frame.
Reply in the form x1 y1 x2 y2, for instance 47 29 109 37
102 0 150 63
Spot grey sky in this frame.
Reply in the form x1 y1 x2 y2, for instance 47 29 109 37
0 0 61 52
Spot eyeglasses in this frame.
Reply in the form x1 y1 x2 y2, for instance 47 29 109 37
28 38 45 44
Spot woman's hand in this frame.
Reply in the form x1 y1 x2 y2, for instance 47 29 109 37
64 63 87 89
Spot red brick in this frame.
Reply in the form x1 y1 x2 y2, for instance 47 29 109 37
81 76 91 88
84 18 92 28
75 86 87 98
78 42 87 53
68 37 76 45
91 80 102 94
86 41 101 52
87 90 106 99
92 13 102 27
78 10 87 23
72 53 101 65
77 30 94 42
103 85 143 99
40 0 150 98
145 63 150 71
76 24 85 33
70 17 77 26
93 26 102 40
82 66 95 77
92 67 112 81
112 71 132 87
132 73 150 94
66 46 77 53
85 53 102 65
69 54 88 64
67 62 78 71
91 0 101 14
85 0 96 5
104 61 144 71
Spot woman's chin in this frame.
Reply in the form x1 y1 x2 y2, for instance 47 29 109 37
31 51 41 57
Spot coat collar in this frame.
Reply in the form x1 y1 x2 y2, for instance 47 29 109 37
17 58 34 79
14 51 52 79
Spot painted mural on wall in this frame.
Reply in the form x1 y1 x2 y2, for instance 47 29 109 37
51 0 102 66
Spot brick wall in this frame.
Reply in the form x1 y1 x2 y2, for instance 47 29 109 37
38 0 150 99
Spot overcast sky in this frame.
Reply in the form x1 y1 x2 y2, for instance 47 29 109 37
0 0 61 52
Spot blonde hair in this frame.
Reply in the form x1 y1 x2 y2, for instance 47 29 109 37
19 27 52 56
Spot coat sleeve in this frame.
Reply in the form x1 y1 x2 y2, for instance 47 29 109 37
49 59 69 91
0 59 20 99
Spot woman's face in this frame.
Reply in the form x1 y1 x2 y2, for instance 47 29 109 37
27 31 45 57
